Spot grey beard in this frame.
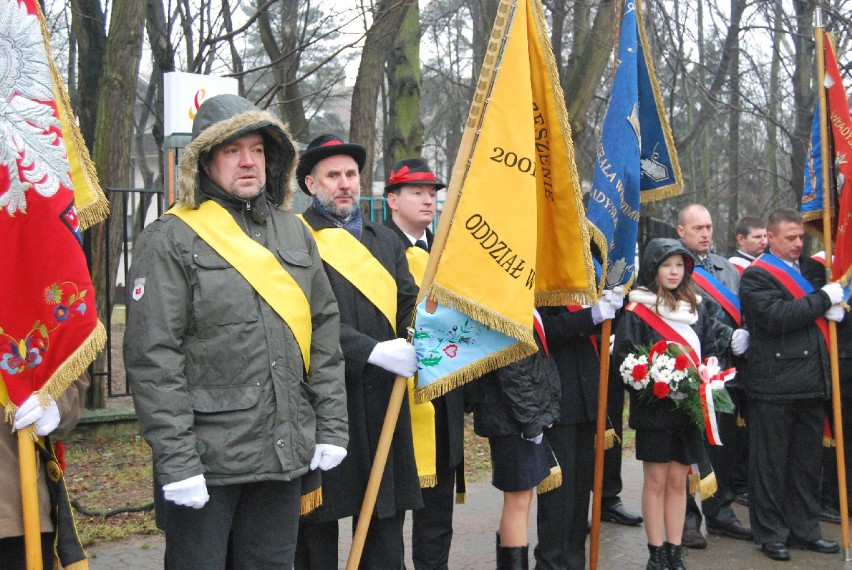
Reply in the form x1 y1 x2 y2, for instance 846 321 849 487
318 195 356 219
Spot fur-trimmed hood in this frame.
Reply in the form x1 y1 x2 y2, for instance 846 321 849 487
177 94 297 210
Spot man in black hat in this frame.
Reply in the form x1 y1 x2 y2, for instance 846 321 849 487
295 136 423 569
383 159 465 570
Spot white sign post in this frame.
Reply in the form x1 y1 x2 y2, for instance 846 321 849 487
164 72 239 137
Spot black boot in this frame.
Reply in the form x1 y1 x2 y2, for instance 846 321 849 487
646 543 668 570
665 542 687 570
496 533 529 570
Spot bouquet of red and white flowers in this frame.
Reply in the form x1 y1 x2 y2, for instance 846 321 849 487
619 340 736 444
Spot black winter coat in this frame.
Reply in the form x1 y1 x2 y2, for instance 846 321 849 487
539 306 601 425
301 207 423 521
468 336 561 439
739 254 831 401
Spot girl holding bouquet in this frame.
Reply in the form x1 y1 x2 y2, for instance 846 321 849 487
613 238 731 570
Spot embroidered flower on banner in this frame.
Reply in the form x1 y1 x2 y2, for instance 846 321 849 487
414 318 482 369
0 0 72 217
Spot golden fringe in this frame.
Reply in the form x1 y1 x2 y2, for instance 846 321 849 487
529 0 597 301
61 559 89 570
300 488 323 516
429 286 537 345
802 210 824 223
537 467 563 494
699 473 718 500
688 472 701 496
36 2 108 230
603 428 616 450
635 0 684 204
40 322 107 405
456 492 467 505
535 289 596 308
414 342 535 403
419 474 438 489
824 436 837 448
736 414 746 428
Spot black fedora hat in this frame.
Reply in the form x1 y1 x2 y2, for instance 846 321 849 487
297 134 367 194
384 158 446 195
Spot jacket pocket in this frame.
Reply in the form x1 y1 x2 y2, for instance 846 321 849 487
192 247 260 333
190 384 263 413
277 248 312 268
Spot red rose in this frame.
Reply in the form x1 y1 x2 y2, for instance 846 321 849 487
631 364 648 380
674 355 691 371
653 382 671 399
443 344 458 358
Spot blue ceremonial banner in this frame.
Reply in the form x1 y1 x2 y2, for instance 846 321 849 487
586 0 682 289
802 100 824 221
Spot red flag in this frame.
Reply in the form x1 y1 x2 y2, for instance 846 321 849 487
0 0 107 410
824 37 852 283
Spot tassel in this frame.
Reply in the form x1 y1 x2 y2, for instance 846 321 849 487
537 466 563 494
824 435 837 448
455 491 467 505
688 467 700 496
736 413 746 427
699 472 718 500
419 474 438 488
300 487 323 516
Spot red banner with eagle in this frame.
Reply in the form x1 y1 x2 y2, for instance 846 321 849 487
0 0 107 413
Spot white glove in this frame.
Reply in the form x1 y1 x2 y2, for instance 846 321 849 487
591 296 617 324
609 334 615 355
14 394 60 436
826 305 846 322
730 329 750 356
605 286 626 310
523 433 543 445
821 282 845 305
367 338 418 377
310 443 347 471
162 474 209 509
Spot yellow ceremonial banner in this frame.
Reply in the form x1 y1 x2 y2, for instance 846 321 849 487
413 0 595 400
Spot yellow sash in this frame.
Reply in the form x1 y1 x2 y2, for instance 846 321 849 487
405 246 429 287
299 217 398 334
402 243 438 486
169 202 313 371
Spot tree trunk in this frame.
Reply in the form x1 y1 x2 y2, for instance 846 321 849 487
280 0 309 140
790 0 816 208
767 0 783 209
68 0 106 152
349 0 411 195
86 0 147 407
726 0 742 247
384 1 423 173
562 0 615 145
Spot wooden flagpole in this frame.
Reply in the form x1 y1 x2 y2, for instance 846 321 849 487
589 318 612 570
18 429 43 569
814 9 851 559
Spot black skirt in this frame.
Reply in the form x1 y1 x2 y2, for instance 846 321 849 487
488 435 554 492
635 426 702 465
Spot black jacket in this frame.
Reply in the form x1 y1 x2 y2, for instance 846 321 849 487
739 254 832 401
540 306 601 425
301 206 422 521
468 334 561 439
384 218 465 467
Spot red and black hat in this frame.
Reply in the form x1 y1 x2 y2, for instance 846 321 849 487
297 134 367 194
384 158 446 195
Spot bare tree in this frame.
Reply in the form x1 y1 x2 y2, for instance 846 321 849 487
384 1 423 171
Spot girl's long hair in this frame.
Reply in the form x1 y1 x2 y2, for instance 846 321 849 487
650 266 699 314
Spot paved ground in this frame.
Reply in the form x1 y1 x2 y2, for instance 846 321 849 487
86 457 852 569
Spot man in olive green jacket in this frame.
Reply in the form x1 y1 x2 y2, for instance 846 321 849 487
124 94 347 569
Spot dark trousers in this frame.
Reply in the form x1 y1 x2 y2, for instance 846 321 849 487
534 422 595 570
602 375 625 508
162 479 301 570
411 462 457 570
0 533 55 570
749 399 824 544
295 511 406 569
